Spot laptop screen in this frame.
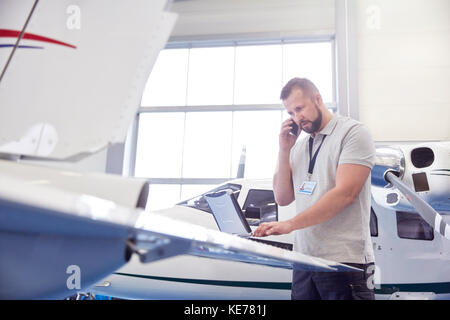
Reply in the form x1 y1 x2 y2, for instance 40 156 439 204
204 189 252 237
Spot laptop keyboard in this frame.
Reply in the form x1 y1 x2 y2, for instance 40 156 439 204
249 238 293 251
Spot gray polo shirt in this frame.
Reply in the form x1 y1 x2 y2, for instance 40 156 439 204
289 113 375 264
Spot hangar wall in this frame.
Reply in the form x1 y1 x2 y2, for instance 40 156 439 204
168 0 450 143
355 0 450 142
106 0 449 176
109 0 337 176
169 0 335 41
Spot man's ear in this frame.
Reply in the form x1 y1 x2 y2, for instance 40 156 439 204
313 92 322 106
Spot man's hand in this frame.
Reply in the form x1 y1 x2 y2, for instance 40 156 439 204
279 118 300 153
253 220 294 237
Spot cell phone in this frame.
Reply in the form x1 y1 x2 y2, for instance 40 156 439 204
289 120 299 136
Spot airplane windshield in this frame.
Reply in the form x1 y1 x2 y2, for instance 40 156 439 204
242 189 278 225
177 183 242 214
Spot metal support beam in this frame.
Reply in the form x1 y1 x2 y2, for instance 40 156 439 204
335 0 359 120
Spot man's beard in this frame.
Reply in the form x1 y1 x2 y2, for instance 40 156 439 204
299 104 322 134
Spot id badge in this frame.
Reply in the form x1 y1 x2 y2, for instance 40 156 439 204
298 181 317 195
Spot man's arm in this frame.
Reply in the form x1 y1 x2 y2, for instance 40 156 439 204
273 118 299 206
273 151 295 206
253 163 371 237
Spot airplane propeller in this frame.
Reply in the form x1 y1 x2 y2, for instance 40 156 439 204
372 146 450 241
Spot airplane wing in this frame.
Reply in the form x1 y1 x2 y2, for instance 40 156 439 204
0 173 359 300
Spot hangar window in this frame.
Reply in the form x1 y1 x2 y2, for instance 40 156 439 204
127 39 336 211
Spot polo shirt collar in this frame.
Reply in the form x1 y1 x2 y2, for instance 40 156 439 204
316 113 339 137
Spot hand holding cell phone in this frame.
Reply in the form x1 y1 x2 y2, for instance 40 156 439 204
289 120 299 136
279 118 300 152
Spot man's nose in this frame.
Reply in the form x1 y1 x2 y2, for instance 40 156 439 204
293 112 303 123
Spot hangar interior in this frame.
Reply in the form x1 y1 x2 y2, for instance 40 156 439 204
100 0 450 212
0 0 449 301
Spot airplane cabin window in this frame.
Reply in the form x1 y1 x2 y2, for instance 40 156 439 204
396 211 434 241
242 189 278 226
370 207 378 237
177 183 241 214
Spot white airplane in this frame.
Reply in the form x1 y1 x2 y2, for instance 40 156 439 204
369 142 450 299
0 0 359 300
90 142 450 300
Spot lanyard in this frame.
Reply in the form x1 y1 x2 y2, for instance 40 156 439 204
308 135 326 177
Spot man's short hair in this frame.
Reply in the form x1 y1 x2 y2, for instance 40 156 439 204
280 77 319 101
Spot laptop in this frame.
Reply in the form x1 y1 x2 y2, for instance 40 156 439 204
204 189 292 250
